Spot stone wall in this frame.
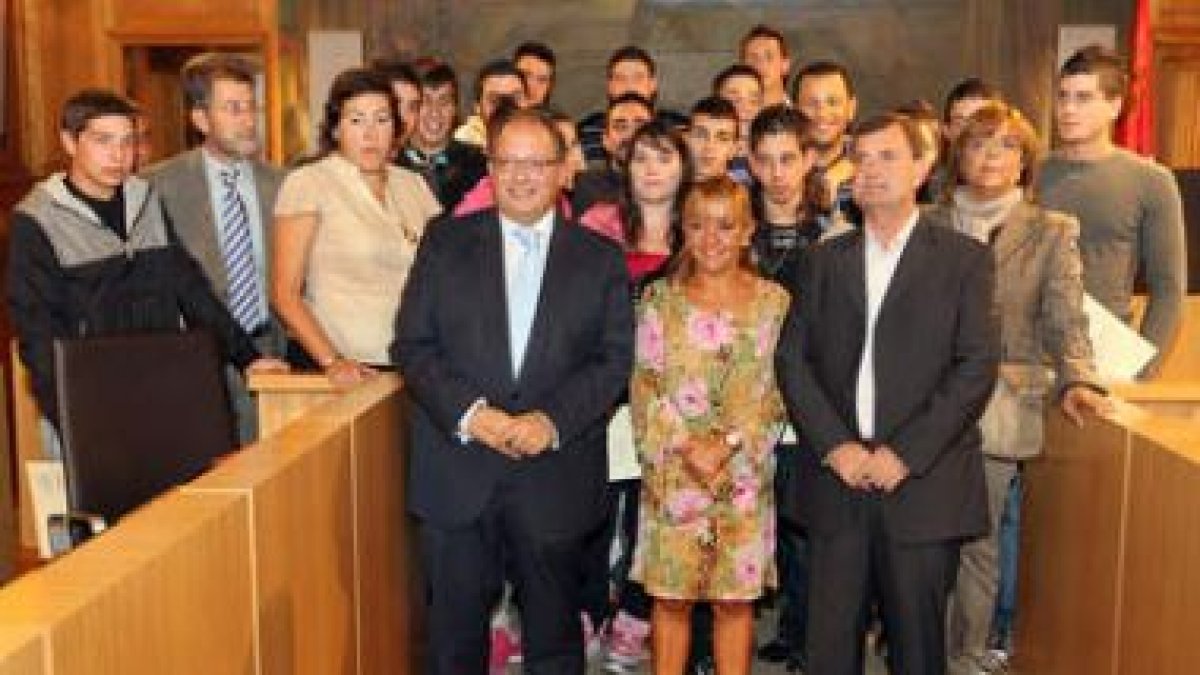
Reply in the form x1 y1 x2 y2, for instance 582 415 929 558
285 0 1133 144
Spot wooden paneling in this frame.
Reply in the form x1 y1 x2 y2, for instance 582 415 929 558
11 340 44 551
0 492 255 675
1157 0 1200 167
1154 39 1200 168
12 0 281 173
1017 399 1200 675
109 0 268 34
0 625 46 675
1158 0 1200 33
1016 408 1130 675
1132 296 1200 382
1108 382 1200 421
245 374 415 671
0 368 411 674
1119 426 1200 675
16 0 108 174
248 372 336 437
254 427 355 675
352 394 418 672
186 419 356 675
0 345 15 581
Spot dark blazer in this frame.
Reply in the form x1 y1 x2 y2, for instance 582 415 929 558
146 148 283 304
393 208 634 538
776 213 999 543
396 139 488 213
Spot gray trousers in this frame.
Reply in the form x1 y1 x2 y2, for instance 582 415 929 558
947 455 1018 673
227 329 285 445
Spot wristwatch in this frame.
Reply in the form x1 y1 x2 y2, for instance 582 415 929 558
723 430 743 449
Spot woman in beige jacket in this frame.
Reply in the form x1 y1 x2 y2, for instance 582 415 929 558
935 101 1111 675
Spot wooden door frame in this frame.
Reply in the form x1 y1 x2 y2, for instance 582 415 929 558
105 28 283 164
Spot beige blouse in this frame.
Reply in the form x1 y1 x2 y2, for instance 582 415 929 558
275 153 440 365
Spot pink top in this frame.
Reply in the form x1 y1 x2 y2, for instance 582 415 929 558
578 202 625 243
579 202 671 283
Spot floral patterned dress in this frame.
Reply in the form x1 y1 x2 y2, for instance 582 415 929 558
629 276 789 601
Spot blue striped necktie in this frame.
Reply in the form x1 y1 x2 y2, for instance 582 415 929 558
218 168 264 332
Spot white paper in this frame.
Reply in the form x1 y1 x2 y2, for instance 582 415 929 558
607 405 641 481
26 460 66 559
1083 294 1157 382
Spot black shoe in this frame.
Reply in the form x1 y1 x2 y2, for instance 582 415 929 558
785 652 808 673
758 637 797 663
688 654 715 675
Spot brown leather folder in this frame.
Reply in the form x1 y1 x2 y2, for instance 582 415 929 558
52 330 235 527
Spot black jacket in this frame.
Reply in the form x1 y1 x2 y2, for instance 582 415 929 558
8 174 259 427
397 139 488 214
393 208 633 537
775 215 999 543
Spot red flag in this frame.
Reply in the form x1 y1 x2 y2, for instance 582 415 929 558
1116 0 1155 156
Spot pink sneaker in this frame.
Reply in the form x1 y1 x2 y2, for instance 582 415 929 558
604 610 650 672
490 624 521 672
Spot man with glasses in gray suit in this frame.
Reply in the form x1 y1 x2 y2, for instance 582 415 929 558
147 52 284 443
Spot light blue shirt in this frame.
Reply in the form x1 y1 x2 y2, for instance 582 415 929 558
202 149 269 313
500 210 555 373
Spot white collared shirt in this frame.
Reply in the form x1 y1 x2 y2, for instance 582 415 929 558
855 210 919 439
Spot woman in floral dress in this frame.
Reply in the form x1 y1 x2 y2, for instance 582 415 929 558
630 176 789 675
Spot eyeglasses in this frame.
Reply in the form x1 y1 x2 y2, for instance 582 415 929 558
212 101 260 116
491 156 561 175
964 135 1023 155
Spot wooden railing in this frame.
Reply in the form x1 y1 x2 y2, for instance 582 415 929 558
0 374 416 674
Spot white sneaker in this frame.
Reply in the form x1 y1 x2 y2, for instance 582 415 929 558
582 612 607 661
980 648 1010 673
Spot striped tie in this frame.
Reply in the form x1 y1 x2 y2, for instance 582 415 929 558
218 168 264 332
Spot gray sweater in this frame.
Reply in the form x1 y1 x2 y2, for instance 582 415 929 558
1038 148 1186 377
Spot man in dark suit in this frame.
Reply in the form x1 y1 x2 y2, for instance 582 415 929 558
776 112 999 675
146 52 283 443
393 107 633 675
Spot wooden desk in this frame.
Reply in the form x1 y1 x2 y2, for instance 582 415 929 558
1132 295 1200 381
10 340 46 552
0 625 46 675
1016 402 1200 675
247 371 338 439
0 375 415 674
189 373 414 674
0 491 254 675
1108 381 1200 421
